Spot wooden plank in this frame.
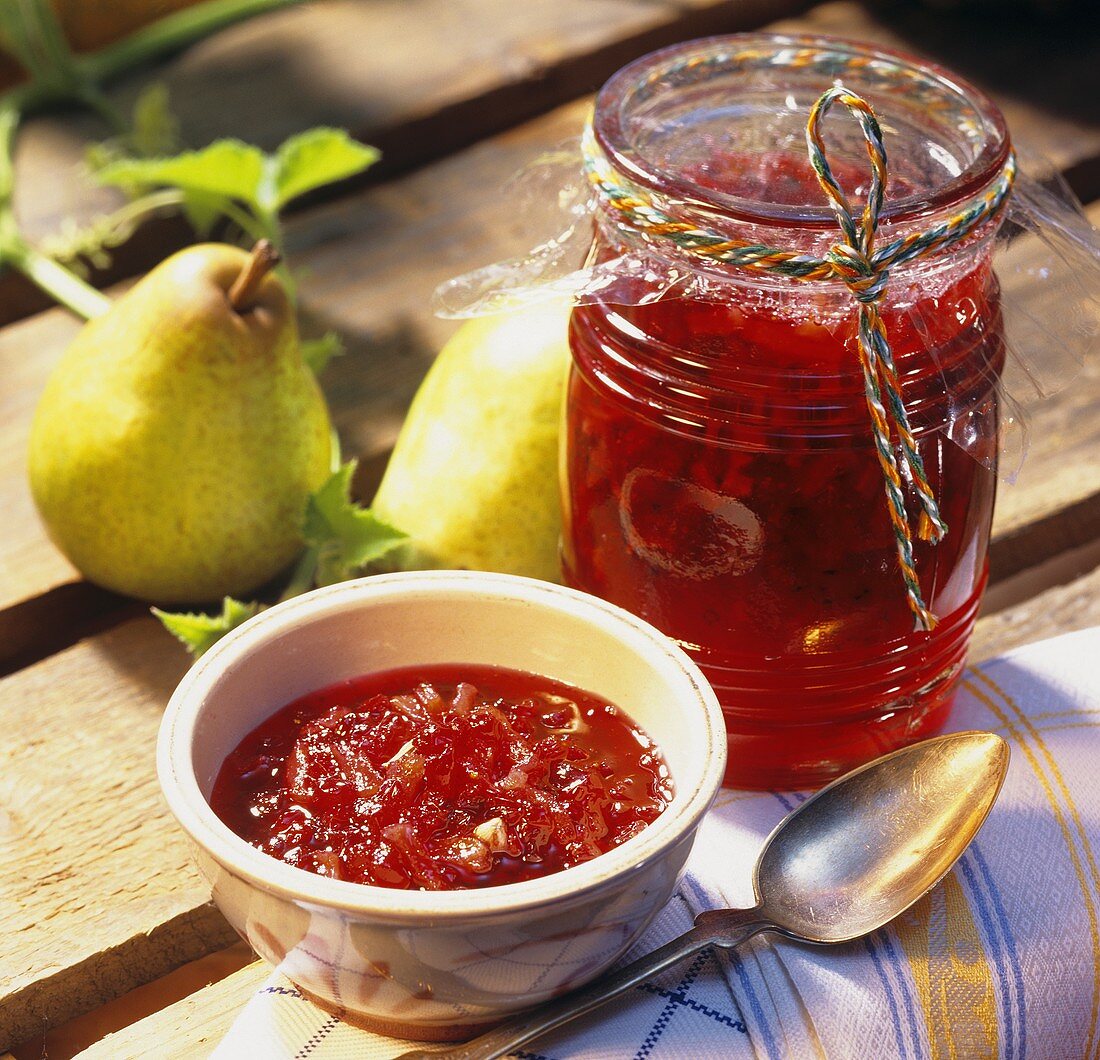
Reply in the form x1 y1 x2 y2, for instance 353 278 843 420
59 558 1100 1057
987 197 1100 581
768 0 1100 199
972 561 1100 663
6 0 1100 327
73 961 269 1060
2 95 1098 647
0 617 237 1050
0 0 811 324
9 942 253 1060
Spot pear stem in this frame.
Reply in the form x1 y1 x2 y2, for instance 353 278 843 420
228 239 280 312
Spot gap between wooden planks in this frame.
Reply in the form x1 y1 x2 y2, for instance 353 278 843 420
0 0 813 325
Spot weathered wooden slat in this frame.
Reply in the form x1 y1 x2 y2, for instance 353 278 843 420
3 458 1098 1047
3 92 1097 652
5 0 1100 329
768 1 1100 200
3 498 1099 1048
0 617 236 1050
0 0 811 324
9 942 253 1060
73 960 269 1060
48 553 1100 1056
987 197 1100 580
971 562 1100 662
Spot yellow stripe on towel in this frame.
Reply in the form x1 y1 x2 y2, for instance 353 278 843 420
895 871 998 1058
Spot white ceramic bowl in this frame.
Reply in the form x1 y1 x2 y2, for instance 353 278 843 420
158 571 726 1040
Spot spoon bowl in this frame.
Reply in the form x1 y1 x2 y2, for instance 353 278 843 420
756 729 1009 943
402 730 1009 1060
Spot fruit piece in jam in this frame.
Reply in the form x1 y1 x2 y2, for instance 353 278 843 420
211 664 673 890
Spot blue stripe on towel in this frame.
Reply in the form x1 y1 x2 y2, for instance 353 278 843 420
970 842 1028 1059
958 853 1015 1059
877 928 924 1054
728 947 782 1059
864 934 911 1060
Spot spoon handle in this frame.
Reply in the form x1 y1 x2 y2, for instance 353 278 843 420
395 907 767 1060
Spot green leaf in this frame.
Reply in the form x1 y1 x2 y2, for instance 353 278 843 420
154 597 261 657
300 330 345 375
97 139 266 203
270 128 379 210
303 461 406 585
129 82 180 158
179 189 230 237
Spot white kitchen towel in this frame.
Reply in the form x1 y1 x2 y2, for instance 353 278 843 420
214 627 1100 1059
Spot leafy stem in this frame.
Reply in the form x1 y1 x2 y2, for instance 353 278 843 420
78 0 305 87
5 243 112 317
0 0 305 317
0 92 108 317
92 129 380 302
217 197 272 244
280 544 321 602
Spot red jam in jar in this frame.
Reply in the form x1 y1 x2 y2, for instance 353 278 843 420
561 37 1012 788
211 664 673 889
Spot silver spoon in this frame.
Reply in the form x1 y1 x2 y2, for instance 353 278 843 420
396 730 1008 1060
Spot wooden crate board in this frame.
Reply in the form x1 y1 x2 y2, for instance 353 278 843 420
8 942 254 1060
0 0 810 324
0 617 237 1049
55 555 1100 1056
73 960 269 1060
768 1 1100 199
985 198 1100 578
972 560 1100 663
2 90 1096 626
4 0 1100 326
0 309 86 616
3 523 1099 1047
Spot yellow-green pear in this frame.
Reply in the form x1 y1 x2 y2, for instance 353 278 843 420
28 242 332 603
372 299 572 583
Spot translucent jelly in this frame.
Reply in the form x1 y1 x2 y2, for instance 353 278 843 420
211 665 673 890
563 268 1001 789
561 37 1012 788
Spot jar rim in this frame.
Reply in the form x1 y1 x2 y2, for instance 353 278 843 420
593 32 1012 232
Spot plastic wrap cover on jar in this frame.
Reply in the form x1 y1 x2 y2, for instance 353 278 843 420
436 39 1098 481
433 35 1100 788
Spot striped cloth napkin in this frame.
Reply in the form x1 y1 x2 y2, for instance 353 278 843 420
214 627 1100 1059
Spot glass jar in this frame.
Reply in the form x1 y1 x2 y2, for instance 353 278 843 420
561 36 1012 789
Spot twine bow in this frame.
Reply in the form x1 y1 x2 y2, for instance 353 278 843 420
582 85 1016 631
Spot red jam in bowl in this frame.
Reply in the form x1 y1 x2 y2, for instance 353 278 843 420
210 664 674 890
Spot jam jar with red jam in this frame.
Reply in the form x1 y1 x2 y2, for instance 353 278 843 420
561 36 1013 788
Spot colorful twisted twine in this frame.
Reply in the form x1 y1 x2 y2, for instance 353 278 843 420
582 85 1016 631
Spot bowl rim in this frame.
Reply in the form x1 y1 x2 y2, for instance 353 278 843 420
157 570 727 921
